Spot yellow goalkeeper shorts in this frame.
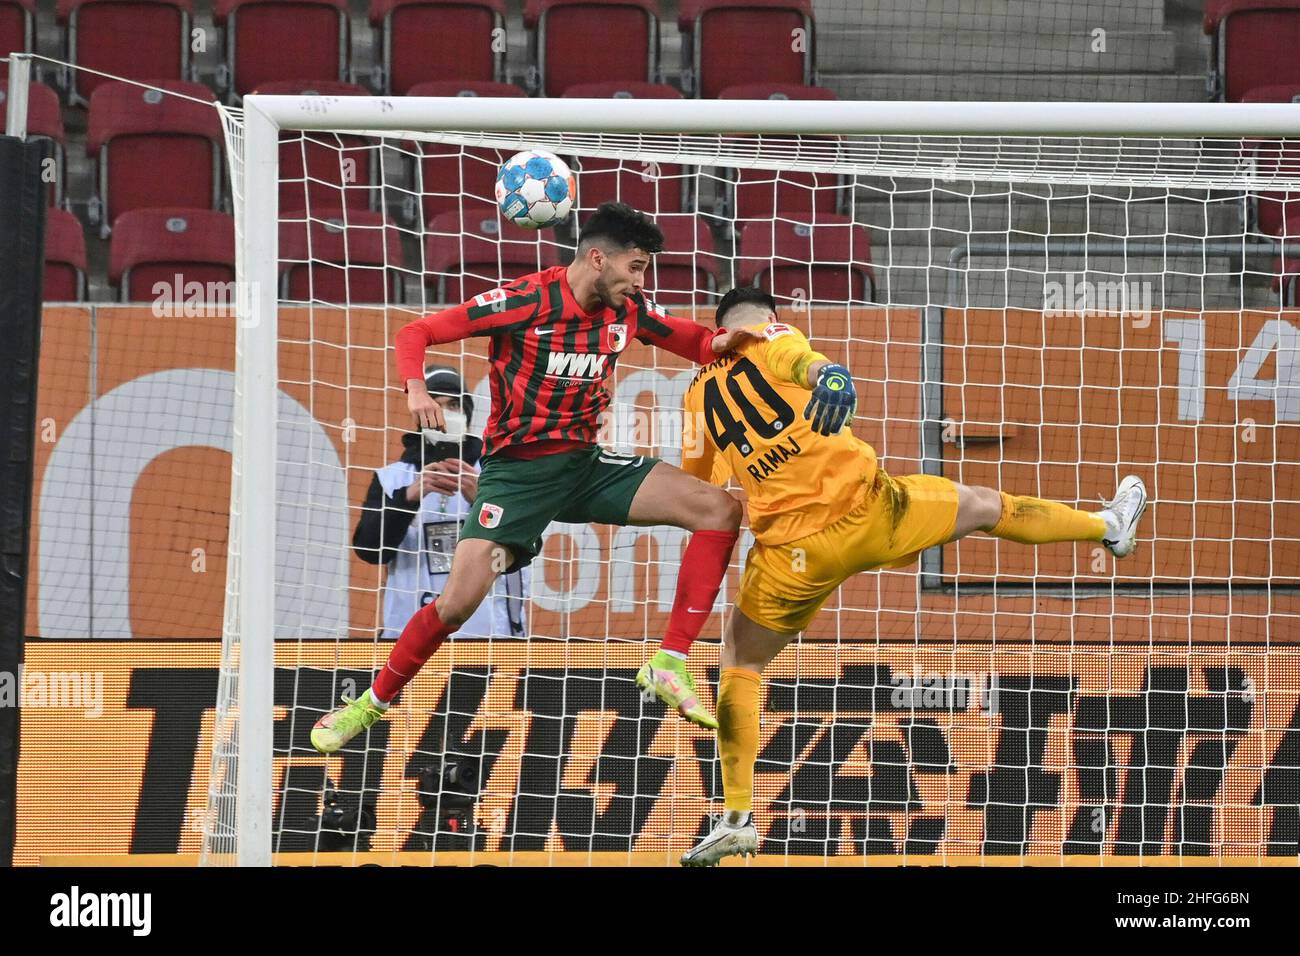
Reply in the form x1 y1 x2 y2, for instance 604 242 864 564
737 469 960 634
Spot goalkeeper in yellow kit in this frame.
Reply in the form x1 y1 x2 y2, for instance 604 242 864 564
677 287 1148 866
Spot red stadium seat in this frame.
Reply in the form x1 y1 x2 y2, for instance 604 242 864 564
563 82 687 215
370 0 505 95
1241 85 1300 236
736 214 874 304
718 83 843 224
215 0 349 99
1204 0 1300 101
43 207 88 301
58 0 191 105
646 213 719 301
109 208 236 301
424 209 561 301
0 1 35 80
86 80 223 236
679 0 813 99
406 80 525 226
280 208 405 304
0 80 65 205
253 80 377 212
524 0 659 98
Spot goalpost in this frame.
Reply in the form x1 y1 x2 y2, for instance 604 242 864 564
204 95 1300 866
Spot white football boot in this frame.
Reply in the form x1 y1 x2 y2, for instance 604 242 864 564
1099 475 1148 559
680 811 759 867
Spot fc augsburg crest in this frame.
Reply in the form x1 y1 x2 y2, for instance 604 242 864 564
607 323 628 353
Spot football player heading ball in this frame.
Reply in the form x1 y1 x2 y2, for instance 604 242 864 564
312 202 761 754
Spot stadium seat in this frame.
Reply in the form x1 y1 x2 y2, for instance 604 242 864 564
43 207 87 301
253 80 377 213
109 208 236 302
215 0 349 100
279 209 405 304
718 83 843 224
679 0 814 99
0 80 65 205
736 214 874 304
562 82 686 215
86 80 223 237
406 80 525 226
646 213 720 301
370 0 505 95
58 0 191 105
524 0 659 98
1204 0 1300 101
424 209 561 301
1241 85 1300 237
0 1 35 80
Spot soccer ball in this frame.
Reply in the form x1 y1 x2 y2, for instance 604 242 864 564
495 149 576 229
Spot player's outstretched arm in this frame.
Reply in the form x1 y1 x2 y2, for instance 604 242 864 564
633 299 762 365
757 323 857 436
395 283 542 428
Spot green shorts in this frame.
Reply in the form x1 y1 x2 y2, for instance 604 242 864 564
461 445 661 572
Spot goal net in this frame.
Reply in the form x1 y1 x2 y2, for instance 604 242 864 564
202 96 1300 865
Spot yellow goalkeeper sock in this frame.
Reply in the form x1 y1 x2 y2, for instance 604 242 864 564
717 667 762 814
989 492 1106 545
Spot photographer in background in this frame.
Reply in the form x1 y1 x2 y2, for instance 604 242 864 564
353 366 527 639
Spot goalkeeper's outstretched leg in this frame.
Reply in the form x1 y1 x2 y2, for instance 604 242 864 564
682 473 1148 866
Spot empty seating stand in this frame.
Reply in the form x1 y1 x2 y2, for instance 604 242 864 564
0 80 65 205
525 0 660 97
647 213 720 301
0 1 35 80
425 208 561 301
370 0 505 95
678 0 814 98
736 214 875 304
253 80 378 213
563 81 686 215
1240 85 1300 237
1204 0 1300 101
86 80 224 236
44 207 88 301
109 208 236 301
407 80 525 226
718 83 842 225
59 0 191 106
215 0 350 100
279 208 405 304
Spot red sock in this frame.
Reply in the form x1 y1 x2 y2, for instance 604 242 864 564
372 600 455 703
661 529 738 655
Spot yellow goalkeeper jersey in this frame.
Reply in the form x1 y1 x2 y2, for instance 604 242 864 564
681 321 878 546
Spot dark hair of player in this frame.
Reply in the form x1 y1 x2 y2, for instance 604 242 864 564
714 286 779 328
576 201 665 255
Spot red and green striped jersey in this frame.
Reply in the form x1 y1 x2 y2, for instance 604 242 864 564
395 265 721 458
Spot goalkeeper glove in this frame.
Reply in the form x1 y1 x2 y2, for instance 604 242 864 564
803 364 856 436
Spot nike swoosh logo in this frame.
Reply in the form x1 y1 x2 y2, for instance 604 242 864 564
534 328 555 336
687 607 711 613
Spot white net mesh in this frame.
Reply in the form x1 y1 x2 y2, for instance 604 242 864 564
206 108 1300 863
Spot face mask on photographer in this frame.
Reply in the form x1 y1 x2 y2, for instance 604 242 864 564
422 409 468 446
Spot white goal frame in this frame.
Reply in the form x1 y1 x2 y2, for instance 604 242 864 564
229 95 1300 866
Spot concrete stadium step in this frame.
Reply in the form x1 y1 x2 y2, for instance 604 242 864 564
850 193 1243 238
818 29 1176 75
821 73 1208 102
815 0 1168 32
